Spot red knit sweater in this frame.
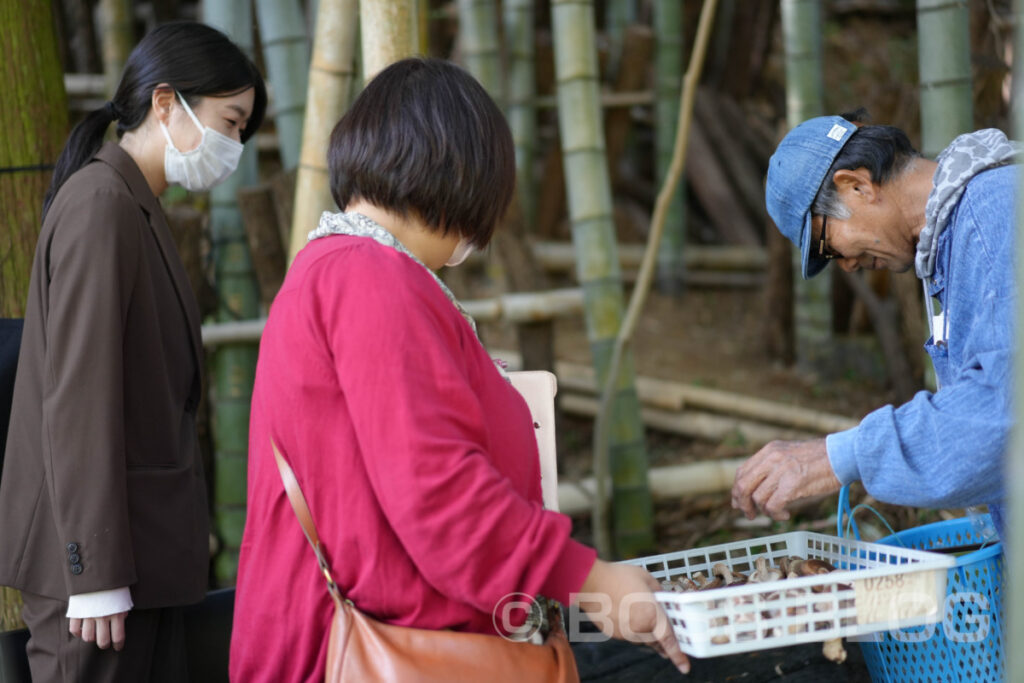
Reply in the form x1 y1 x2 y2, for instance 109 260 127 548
229 235 596 682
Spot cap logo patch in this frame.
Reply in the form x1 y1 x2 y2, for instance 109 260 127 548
826 124 847 141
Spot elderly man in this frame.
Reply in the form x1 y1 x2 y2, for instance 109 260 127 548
732 112 1021 537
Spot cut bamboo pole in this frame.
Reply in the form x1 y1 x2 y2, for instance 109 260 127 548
561 394 818 448
492 349 858 434
255 0 310 170
288 0 359 262
531 241 767 272
557 459 747 516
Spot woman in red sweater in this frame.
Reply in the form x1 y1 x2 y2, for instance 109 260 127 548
229 57 688 681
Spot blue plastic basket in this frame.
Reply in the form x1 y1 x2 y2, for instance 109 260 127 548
838 489 1004 683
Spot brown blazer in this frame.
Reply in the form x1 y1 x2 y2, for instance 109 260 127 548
0 143 209 609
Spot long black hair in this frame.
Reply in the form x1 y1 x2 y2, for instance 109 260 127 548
43 21 267 218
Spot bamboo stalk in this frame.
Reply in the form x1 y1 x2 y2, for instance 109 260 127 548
590 0 719 558
457 0 501 101
97 0 132 98
505 0 536 227
203 0 263 586
551 0 652 557
288 0 359 262
917 0 972 157
255 0 310 170
361 0 418 82
781 0 832 371
1008 1 1024 675
653 0 686 290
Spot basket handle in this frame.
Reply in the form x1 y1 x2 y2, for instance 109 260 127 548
836 484 860 539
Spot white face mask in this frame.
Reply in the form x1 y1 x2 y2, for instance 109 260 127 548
160 91 244 192
445 239 474 267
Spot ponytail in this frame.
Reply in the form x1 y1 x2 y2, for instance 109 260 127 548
40 21 266 222
42 103 120 220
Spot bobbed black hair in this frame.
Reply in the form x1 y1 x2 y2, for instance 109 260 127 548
328 58 516 247
44 21 267 217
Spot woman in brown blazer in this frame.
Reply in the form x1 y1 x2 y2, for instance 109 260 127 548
0 22 265 682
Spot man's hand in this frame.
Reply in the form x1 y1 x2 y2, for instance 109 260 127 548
731 438 841 520
574 559 690 674
69 612 127 651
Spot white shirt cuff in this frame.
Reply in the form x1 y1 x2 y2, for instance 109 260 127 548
66 587 134 619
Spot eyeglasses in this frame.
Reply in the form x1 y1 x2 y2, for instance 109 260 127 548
817 215 841 260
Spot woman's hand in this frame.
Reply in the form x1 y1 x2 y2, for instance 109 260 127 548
574 559 690 674
69 612 127 651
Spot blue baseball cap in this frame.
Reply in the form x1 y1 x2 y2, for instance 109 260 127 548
765 116 857 279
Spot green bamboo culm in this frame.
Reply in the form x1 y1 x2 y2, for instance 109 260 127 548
505 0 537 228
605 0 635 80
97 0 133 99
255 0 310 170
916 0 972 158
203 0 263 587
653 0 685 291
457 0 502 103
361 0 419 82
550 0 653 558
1006 1 1024 679
288 0 360 262
781 0 831 371
0 0 67 629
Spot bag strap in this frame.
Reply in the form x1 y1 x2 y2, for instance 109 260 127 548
271 440 346 607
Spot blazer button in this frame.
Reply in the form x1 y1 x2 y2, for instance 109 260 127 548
66 543 79 554
68 553 81 564
70 563 83 575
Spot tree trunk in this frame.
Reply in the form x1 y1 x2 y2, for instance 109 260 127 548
0 0 67 630
550 0 653 558
287 0 359 261
203 0 263 587
917 0 972 157
653 0 686 292
255 0 311 170
781 0 831 370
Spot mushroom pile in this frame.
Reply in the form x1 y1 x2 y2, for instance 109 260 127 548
658 555 849 663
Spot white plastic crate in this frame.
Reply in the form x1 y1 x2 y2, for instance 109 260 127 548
622 530 956 658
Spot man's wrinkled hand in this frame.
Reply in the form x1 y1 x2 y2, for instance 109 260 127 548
70 612 127 651
731 439 841 520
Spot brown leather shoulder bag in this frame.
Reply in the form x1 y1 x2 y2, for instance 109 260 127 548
272 441 580 682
